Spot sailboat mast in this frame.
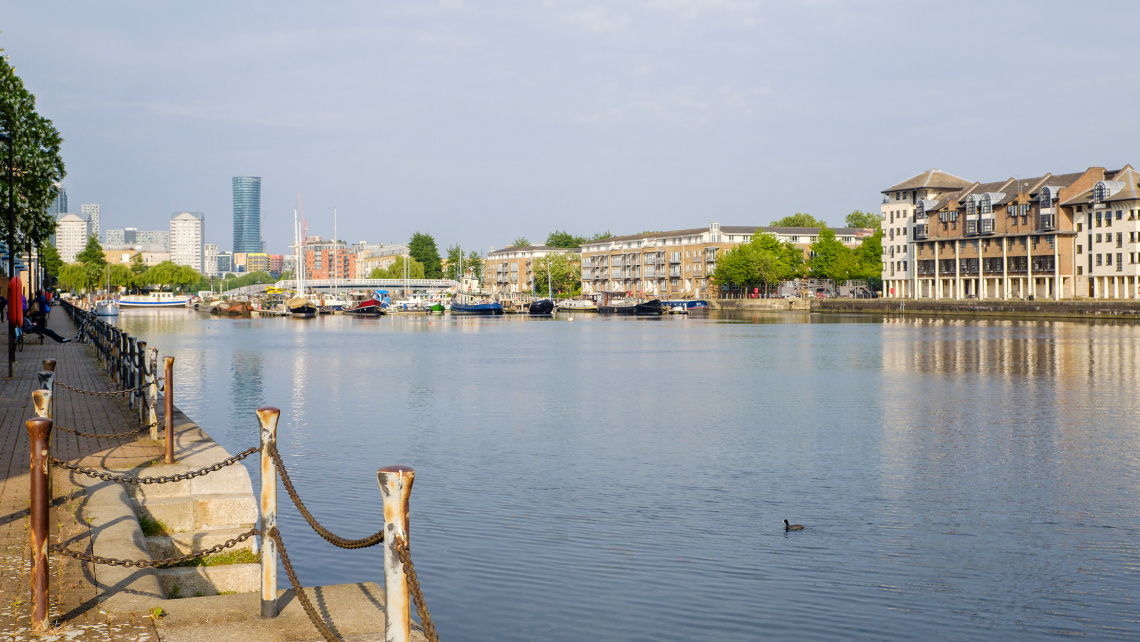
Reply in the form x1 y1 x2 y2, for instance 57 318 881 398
333 207 338 287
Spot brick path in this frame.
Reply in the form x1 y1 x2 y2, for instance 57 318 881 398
0 309 162 641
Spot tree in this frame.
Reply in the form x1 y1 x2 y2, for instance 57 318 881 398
809 227 856 281
408 232 442 278
370 256 425 279
39 241 62 279
532 252 581 297
445 245 484 281
75 235 107 290
106 264 132 289
545 230 586 248
589 231 612 241
845 210 881 230
129 252 147 276
752 231 806 282
511 236 530 247
770 213 825 228
851 227 884 286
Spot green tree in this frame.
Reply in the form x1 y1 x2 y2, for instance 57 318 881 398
39 241 62 279
511 236 530 247
851 227 884 286
129 252 147 276
408 232 442 278
809 227 856 280
752 231 806 282
845 210 881 230
545 230 586 248
106 264 132 289
532 252 581 297
444 245 484 281
770 213 825 228
370 256 425 279
0 52 66 254
589 231 612 241
75 235 106 290
57 264 87 292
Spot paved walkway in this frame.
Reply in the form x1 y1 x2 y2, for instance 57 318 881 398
1 309 162 641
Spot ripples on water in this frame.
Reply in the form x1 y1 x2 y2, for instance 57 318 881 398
115 311 1140 641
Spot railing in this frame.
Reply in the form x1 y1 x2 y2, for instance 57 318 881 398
38 304 440 642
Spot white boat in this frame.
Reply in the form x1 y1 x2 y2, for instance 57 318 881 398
94 300 120 316
118 292 192 308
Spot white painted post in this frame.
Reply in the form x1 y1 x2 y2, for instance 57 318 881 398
258 407 280 618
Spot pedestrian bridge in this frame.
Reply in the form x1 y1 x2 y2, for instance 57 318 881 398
274 278 460 294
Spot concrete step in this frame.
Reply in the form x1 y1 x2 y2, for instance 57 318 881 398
134 494 257 533
157 563 260 599
146 526 258 558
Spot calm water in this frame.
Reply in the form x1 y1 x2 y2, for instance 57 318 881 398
114 310 1140 641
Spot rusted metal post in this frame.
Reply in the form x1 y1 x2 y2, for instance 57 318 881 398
378 465 415 642
148 348 159 440
27 416 52 632
126 337 136 409
135 341 147 424
42 358 56 373
258 406 280 618
163 356 174 463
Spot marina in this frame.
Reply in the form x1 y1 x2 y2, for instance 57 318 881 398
108 309 1140 642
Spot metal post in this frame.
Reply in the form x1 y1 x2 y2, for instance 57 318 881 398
136 341 146 424
258 406 280 618
42 358 56 373
378 465 415 642
163 356 174 463
27 416 52 632
126 337 137 409
148 348 158 440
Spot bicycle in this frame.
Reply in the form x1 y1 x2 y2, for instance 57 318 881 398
14 325 23 352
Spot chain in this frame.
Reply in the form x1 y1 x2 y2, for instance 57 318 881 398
54 380 151 397
269 444 385 549
269 527 341 642
50 528 256 568
53 424 143 440
51 446 258 485
394 535 440 642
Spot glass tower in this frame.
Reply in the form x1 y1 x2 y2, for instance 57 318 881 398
232 176 262 253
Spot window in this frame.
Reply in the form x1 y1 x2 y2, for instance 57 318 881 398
1097 254 1103 266
1096 234 1102 243
1118 253 1124 271
1097 212 1103 227
1078 266 1084 275
1094 182 1107 203
1117 210 1123 220
1107 253 1113 266
1107 214 1113 227
1118 232 1123 248
1078 245 1083 254
1077 223 1083 232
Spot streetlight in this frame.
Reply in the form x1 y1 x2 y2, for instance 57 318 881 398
1 130 13 377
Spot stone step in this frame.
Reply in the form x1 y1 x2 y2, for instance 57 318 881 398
157 563 261 599
128 459 254 501
134 494 257 533
146 526 258 558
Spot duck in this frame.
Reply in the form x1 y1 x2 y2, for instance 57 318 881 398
784 519 803 531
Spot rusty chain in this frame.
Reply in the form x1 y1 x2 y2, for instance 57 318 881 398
52 424 144 440
394 534 440 642
268 527 341 642
269 444 385 549
51 447 258 485
50 528 256 568
54 379 155 397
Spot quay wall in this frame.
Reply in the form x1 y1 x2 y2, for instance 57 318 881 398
710 298 810 311
812 298 1140 320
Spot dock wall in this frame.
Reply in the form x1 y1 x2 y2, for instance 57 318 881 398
812 298 1140 320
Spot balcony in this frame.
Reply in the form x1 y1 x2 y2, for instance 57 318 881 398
1039 214 1056 231
913 223 929 240
980 218 995 235
965 219 978 236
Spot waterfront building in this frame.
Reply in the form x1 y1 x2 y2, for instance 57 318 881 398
281 254 296 275
246 252 271 273
232 176 262 254
579 223 872 299
304 240 356 279
203 244 219 277
216 252 233 274
169 211 205 273
55 213 90 263
105 229 126 245
884 165 1140 300
269 254 283 275
483 245 580 295
357 243 410 276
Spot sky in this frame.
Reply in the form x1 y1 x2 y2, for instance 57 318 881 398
4 0 1140 256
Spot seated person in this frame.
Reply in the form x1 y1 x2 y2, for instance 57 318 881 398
25 314 70 344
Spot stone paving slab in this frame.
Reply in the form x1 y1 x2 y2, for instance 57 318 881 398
0 309 162 641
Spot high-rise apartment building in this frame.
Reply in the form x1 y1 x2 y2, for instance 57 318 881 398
135 230 169 251
169 211 205 273
105 229 126 245
81 204 100 242
232 176 261 253
203 244 219 277
48 185 67 217
55 213 90 263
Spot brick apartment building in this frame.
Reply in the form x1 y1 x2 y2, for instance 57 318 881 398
483 245 580 295
883 166 1140 300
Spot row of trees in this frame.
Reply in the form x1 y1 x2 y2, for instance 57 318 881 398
711 212 883 293
48 235 205 293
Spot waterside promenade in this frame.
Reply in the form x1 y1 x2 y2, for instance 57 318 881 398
0 311 161 640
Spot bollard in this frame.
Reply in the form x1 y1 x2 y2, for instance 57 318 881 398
126 337 137 409
148 348 159 440
27 416 52 632
258 407 280 618
32 388 54 499
378 465 415 642
163 356 175 463
136 341 147 425
42 358 56 373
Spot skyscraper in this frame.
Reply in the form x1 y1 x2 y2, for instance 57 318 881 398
232 176 261 253
81 204 100 242
48 185 67 217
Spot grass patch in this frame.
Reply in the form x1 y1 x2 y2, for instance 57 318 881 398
173 548 259 568
137 514 170 537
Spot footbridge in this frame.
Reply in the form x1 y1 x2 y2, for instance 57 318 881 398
274 278 460 295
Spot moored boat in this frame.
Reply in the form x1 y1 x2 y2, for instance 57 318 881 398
556 299 598 312
287 295 318 318
527 299 554 316
662 299 709 314
94 299 120 316
118 292 192 308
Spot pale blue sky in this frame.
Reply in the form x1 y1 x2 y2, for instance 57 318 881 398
4 1 1139 255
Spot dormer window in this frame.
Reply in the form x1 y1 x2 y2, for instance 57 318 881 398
966 196 977 217
1094 182 1107 203
1039 187 1054 209
980 195 993 214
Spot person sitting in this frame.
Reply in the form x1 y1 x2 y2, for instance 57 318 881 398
25 312 70 344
